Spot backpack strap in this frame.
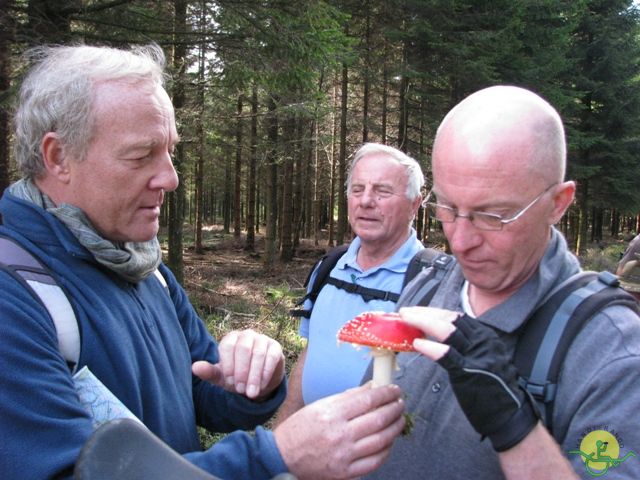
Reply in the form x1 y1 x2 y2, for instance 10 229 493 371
0 234 170 374
0 235 80 373
153 268 168 289
290 244 350 318
324 277 400 303
515 271 639 433
396 249 453 309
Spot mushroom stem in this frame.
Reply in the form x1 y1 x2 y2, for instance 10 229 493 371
371 348 396 387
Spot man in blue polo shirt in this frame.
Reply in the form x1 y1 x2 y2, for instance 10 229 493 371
276 143 424 423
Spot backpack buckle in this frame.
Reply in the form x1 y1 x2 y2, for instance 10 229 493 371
518 377 557 403
598 270 620 287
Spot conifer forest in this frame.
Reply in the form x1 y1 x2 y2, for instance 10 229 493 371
2 1 640 278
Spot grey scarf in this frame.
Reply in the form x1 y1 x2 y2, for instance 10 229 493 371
9 179 161 283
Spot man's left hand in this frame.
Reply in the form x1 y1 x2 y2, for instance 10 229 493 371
399 306 539 452
192 329 285 401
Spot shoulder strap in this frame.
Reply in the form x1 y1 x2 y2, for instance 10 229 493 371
0 235 80 373
402 248 440 288
396 248 453 309
290 244 349 318
324 277 400 303
515 271 639 433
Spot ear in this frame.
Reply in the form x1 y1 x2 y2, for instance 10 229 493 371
41 132 71 182
549 181 575 225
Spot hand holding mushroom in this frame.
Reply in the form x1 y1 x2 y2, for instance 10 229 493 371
398 306 539 452
273 383 405 479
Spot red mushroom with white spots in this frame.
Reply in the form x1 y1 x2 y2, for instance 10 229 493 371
338 311 423 387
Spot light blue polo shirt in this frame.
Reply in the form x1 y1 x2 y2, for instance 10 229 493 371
299 230 423 404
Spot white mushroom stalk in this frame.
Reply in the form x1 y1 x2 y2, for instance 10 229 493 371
371 348 396 387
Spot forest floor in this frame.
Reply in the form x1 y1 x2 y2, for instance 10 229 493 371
171 225 330 366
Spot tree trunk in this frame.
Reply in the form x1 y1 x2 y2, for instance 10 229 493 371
362 5 371 143
194 27 205 254
292 118 306 250
382 51 388 145
264 96 279 266
223 145 232 234
328 84 338 247
303 117 315 241
397 40 409 151
246 84 258 251
593 206 603 243
336 63 349 245
167 0 188 284
313 119 321 246
610 209 619 237
0 5 13 210
280 115 295 262
576 180 589 256
415 99 426 241
234 94 243 240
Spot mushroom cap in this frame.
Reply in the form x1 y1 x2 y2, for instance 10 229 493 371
337 311 423 352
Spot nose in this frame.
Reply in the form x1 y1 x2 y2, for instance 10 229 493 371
445 216 482 254
151 151 179 193
359 187 377 207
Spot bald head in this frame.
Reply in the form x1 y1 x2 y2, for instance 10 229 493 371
433 86 566 185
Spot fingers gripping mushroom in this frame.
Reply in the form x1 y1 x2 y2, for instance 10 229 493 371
338 311 423 387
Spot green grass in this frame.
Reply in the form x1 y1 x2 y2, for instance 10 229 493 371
579 242 626 272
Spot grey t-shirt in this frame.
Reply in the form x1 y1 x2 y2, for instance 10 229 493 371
366 229 640 479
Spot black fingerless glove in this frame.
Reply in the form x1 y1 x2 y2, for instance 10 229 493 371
437 314 539 452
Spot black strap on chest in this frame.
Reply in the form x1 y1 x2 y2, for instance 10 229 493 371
324 276 400 303
395 249 453 308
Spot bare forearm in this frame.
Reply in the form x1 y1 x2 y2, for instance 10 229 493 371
499 423 578 480
273 345 307 427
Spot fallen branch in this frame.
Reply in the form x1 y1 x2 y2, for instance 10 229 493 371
215 307 256 319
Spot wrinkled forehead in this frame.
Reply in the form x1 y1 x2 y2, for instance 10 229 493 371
352 154 408 183
92 80 176 127
93 79 169 107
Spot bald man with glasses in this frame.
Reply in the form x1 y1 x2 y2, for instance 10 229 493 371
365 86 640 479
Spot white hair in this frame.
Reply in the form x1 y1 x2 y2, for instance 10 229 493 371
346 143 425 199
14 44 168 179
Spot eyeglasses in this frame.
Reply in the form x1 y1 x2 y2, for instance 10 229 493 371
424 184 557 231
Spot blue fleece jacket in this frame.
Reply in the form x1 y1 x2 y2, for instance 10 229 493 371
0 190 288 480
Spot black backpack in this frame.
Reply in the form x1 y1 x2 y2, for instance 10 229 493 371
513 269 638 432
